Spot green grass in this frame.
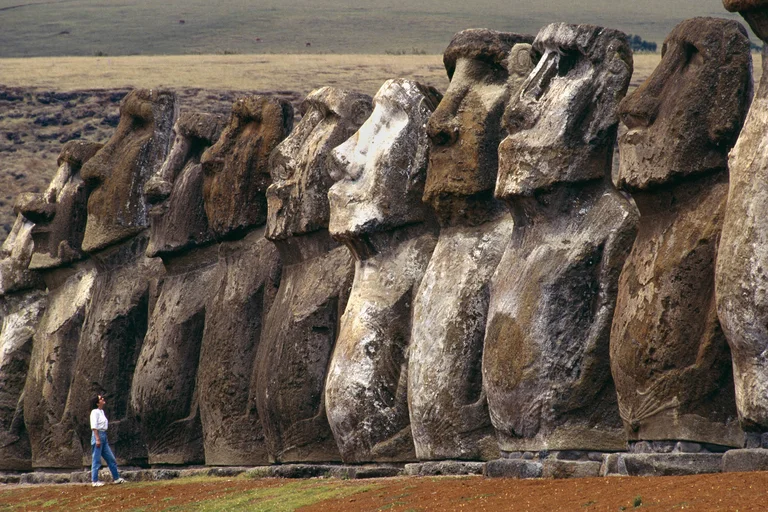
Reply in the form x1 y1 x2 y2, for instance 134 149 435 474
0 0 749 58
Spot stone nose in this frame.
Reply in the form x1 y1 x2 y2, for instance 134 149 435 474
426 93 462 147
15 192 55 223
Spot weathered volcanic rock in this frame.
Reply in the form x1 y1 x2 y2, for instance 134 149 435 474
197 98 290 465
0 217 46 470
201 96 293 239
60 89 176 466
0 216 43 294
16 141 102 270
408 30 533 461
131 111 226 465
485 23 636 453
18 141 105 469
717 4 768 438
145 112 224 257
254 87 371 463
613 18 750 448
325 79 441 463
80 89 177 253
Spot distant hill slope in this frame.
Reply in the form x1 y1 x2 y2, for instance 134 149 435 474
0 0 748 58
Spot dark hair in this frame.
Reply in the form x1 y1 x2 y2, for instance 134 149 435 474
90 395 102 410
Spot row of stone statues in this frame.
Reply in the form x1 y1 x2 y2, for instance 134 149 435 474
0 4 766 471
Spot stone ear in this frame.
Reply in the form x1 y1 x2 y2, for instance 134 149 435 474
505 43 535 79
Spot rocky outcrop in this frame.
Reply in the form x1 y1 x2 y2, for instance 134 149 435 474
254 87 371 463
325 79 441 463
196 98 290 465
613 18 750 448
485 23 637 454
408 30 533 461
717 1 768 438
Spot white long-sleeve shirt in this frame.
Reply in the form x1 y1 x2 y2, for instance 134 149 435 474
90 408 108 431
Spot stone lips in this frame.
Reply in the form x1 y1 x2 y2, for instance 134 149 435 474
616 18 751 192
266 87 372 241
612 17 751 448
497 23 633 198
80 89 177 254
201 96 293 240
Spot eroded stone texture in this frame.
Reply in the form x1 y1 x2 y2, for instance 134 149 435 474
484 23 636 453
130 112 226 465
145 112 224 257
254 87 371 463
201 96 294 239
325 79 441 463
409 31 533 461
80 89 177 253
0 216 43 294
196 97 289 465
716 4 768 437
0 216 46 470
612 18 750 447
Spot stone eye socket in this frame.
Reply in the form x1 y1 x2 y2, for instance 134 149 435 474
557 50 579 77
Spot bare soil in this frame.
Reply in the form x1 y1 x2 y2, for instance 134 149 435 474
2 472 768 511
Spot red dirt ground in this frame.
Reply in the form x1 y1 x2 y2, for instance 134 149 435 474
2 472 768 511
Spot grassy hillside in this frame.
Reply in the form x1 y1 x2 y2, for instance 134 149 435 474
0 0 747 58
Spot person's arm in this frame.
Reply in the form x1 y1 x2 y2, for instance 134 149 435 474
90 409 101 447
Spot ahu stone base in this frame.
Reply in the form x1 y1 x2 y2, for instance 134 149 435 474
404 461 486 476
722 449 768 472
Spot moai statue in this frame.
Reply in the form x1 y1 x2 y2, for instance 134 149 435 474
484 24 637 459
612 18 750 453
325 79 441 463
196 96 291 465
408 29 534 461
254 87 372 463
0 213 46 470
719 0 768 450
130 112 225 465
19 141 102 468
68 89 175 466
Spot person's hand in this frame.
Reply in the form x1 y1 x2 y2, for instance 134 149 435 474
95 439 101 447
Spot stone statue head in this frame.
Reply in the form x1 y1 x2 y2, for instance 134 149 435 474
266 87 372 241
145 112 225 257
423 29 534 215
723 0 768 40
615 18 751 191
0 213 42 294
200 96 293 239
327 79 441 246
16 141 102 269
496 23 633 198
80 89 177 253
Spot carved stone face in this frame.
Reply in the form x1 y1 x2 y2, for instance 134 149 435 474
0 214 41 294
616 18 751 191
423 30 534 211
80 89 177 253
266 87 372 241
497 23 632 198
723 0 768 40
327 79 440 241
16 141 102 269
200 96 293 239
145 112 224 256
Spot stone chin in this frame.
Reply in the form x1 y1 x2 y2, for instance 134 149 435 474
327 189 385 240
